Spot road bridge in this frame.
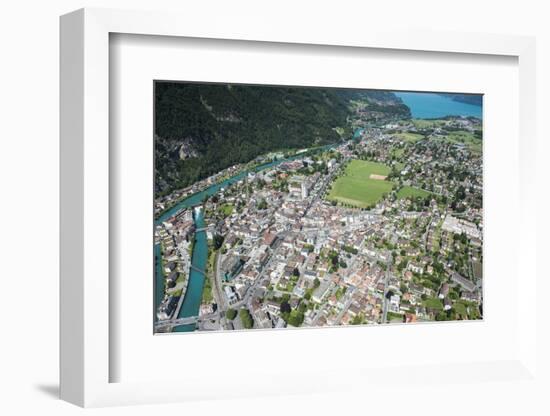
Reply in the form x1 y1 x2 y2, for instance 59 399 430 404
190 265 206 275
155 316 198 329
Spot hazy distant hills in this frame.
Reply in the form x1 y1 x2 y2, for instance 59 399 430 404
155 82 408 195
336 89 409 107
438 93 483 106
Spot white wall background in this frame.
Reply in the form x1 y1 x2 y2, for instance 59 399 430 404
0 0 548 414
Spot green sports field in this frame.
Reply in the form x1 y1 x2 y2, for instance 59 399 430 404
396 186 431 200
394 132 425 143
327 160 393 208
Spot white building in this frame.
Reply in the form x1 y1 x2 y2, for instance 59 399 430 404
390 294 400 312
442 215 481 239
301 182 309 199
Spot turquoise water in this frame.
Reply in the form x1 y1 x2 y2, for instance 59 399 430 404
155 144 336 332
155 155 309 225
394 92 482 119
157 173 246 224
173 209 208 332
155 172 249 332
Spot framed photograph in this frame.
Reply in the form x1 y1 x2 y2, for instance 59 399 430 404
60 8 540 408
152 81 484 335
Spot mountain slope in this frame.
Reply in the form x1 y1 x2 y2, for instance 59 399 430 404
155 82 352 195
439 93 483 106
154 82 410 196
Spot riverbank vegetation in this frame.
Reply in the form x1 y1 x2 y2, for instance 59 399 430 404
200 240 217 305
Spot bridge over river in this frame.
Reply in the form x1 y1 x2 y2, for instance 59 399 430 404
155 143 341 332
155 311 218 330
190 265 206 275
155 316 198 329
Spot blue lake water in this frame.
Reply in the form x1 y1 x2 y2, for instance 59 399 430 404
394 92 482 119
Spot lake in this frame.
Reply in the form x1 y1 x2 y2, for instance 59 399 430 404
394 92 482 119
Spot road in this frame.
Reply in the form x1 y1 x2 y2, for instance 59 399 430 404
213 250 227 311
155 315 198 329
156 311 220 331
380 254 393 324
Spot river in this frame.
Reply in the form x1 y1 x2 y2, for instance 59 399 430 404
154 144 337 332
172 207 208 332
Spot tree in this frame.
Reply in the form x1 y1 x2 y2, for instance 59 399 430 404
239 308 254 329
280 301 291 314
226 308 237 320
257 198 268 210
292 267 300 277
313 278 321 288
213 233 225 250
329 251 339 267
435 312 448 321
287 310 304 327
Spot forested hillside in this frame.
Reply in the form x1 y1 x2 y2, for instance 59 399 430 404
439 93 483 106
155 82 407 195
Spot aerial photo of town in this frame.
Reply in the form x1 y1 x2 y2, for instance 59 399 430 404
153 82 483 333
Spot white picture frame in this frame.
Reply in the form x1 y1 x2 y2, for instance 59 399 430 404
60 7 539 408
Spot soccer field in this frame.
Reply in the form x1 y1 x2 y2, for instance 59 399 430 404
350 160 389 177
327 160 393 208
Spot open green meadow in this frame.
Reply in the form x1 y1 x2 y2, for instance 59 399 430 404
394 132 425 143
391 148 406 159
217 203 234 216
345 160 391 178
422 297 443 311
396 186 431 200
411 119 447 129
327 160 393 208
444 130 482 153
